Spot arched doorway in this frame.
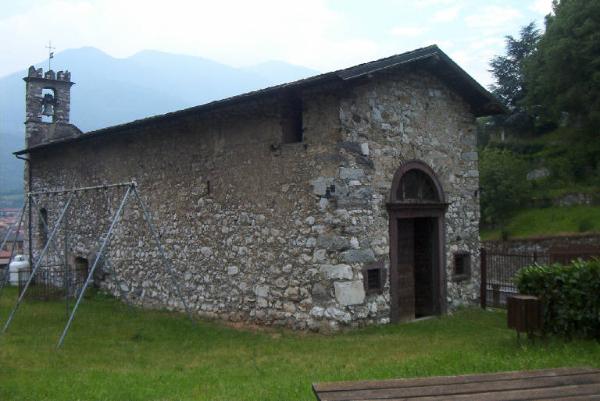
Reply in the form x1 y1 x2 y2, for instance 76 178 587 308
387 160 448 322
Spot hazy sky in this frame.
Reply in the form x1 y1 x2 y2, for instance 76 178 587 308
1 0 553 87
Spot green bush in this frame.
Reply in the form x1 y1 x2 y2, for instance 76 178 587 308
515 259 600 339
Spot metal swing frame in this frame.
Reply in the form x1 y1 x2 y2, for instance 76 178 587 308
0 182 194 348
0 203 27 298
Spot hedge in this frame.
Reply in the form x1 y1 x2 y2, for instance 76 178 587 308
515 258 600 339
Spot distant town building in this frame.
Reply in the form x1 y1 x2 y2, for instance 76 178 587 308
1 231 24 255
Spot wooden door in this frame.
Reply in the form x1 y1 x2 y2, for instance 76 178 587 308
414 217 436 317
396 218 415 321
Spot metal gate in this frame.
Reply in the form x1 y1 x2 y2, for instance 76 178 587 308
18 264 88 301
480 249 549 308
480 246 600 308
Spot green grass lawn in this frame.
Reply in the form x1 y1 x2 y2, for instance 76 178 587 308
481 205 600 240
1 288 599 401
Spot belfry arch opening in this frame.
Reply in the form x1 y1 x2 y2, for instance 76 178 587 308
387 160 448 322
41 88 56 122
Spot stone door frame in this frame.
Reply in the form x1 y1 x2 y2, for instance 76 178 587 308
386 160 448 323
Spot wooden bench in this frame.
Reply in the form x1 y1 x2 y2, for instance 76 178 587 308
312 367 600 400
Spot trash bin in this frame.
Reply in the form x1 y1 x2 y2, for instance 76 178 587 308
507 294 542 337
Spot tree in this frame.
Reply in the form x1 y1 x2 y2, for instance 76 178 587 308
524 0 600 131
489 22 541 111
479 148 531 226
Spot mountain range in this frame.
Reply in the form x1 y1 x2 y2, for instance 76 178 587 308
0 47 318 197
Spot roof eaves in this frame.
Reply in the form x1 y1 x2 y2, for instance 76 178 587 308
13 44 505 155
13 71 342 155
336 46 439 80
431 50 507 115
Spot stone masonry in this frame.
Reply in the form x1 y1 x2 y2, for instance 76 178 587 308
20 47 500 331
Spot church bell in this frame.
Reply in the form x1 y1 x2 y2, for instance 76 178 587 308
42 93 55 117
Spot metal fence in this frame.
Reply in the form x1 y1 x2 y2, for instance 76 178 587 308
17 265 88 301
481 247 600 308
480 250 550 308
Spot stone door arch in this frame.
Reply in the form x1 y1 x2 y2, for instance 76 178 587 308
387 160 448 322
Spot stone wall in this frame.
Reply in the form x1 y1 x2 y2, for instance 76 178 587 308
335 69 481 310
26 67 481 330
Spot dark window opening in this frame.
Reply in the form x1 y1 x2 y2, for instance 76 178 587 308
396 169 439 203
454 252 471 280
363 261 385 294
367 269 381 290
38 208 48 246
74 257 89 292
280 95 303 143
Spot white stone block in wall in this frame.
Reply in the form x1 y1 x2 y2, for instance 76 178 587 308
200 247 213 257
339 167 365 180
318 198 329 211
312 249 327 263
255 285 269 298
310 177 333 196
334 280 365 306
320 264 353 280
310 306 325 317
360 142 369 156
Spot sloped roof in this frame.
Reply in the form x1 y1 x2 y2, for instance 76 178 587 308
0 250 12 264
15 45 505 155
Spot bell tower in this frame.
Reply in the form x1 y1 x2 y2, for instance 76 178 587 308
24 66 80 148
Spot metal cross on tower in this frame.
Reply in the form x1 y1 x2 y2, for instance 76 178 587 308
45 41 55 71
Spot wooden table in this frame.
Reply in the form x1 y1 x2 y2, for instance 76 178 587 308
312 367 600 400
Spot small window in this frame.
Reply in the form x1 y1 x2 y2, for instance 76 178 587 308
74 257 89 292
38 208 48 246
363 261 385 294
397 169 439 202
454 252 471 281
280 95 303 143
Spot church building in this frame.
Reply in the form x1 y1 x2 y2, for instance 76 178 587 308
15 45 503 330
